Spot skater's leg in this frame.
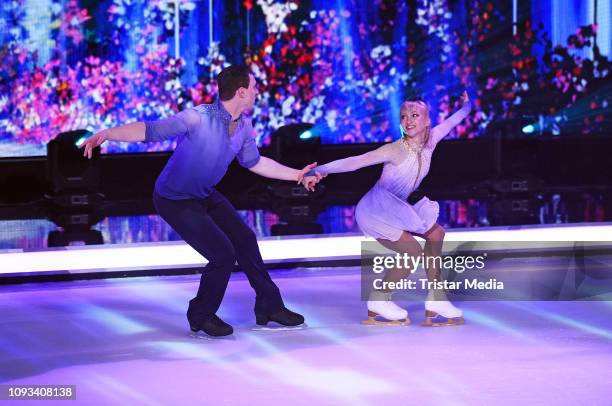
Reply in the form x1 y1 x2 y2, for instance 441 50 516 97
377 231 424 285
153 193 236 334
363 231 421 325
418 223 464 326
420 223 445 283
205 191 284 313
206 191 303 326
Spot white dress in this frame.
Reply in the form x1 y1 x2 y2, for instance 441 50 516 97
355 143 440 240
314 103 471 242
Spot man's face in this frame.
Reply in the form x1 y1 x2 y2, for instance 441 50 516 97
400 102 429 138
242 74 258 110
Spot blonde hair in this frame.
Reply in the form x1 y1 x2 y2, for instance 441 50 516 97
400 100 431 146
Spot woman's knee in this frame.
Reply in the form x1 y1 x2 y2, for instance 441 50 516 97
384 232 423 256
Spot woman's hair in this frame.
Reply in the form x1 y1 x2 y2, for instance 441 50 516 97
401 100 429 113
400 100 431 145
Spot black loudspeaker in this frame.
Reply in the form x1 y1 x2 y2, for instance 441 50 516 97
46 130 103 207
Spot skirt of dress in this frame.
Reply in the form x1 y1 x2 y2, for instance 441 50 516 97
355 185 440 241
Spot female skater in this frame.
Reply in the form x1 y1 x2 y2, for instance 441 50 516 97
306 92 472 326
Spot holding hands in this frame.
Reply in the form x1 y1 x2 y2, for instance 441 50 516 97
297 162 325 192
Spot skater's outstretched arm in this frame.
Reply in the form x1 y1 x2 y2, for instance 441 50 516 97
81 109 201 159
81 122 145 158
430 91 472 145
236 119 321 191
305 142 396 177
249 158 321 191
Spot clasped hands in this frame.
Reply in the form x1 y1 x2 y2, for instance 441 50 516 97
297 163 326 192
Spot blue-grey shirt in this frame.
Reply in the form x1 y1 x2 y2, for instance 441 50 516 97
145 101 260 200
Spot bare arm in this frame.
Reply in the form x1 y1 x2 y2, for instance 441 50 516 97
103 122 146 142
249 156 319 187
249 156 302 181
81 122 145 158
81 109 199 159
430 91 472 145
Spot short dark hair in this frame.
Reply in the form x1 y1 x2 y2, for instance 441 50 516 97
217 65 251 101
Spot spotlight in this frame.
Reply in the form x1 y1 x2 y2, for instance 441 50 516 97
268 123 325 200
75 133 92 147
269 123 319 163
299 129 314 140
522 124 535 134
47 129 104 207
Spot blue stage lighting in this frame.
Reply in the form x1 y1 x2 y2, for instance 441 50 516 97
75 132 93 147
522 124 535 134
299 130 313 140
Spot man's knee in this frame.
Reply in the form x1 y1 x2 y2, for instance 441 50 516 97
235 228 258 248
209 247 237 269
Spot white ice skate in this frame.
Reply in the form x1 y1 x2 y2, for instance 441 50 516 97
363 291 410 326
422 290 464 326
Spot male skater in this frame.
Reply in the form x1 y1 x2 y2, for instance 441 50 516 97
82 65 320 336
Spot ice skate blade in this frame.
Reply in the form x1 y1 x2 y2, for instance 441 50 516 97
188 331 214 340
420 311 465 327
252 324 307 332
188 331 235 340
362 312 410 326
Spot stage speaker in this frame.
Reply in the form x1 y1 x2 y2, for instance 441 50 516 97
47 130 103 207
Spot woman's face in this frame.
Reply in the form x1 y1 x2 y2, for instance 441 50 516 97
400 102 430 138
